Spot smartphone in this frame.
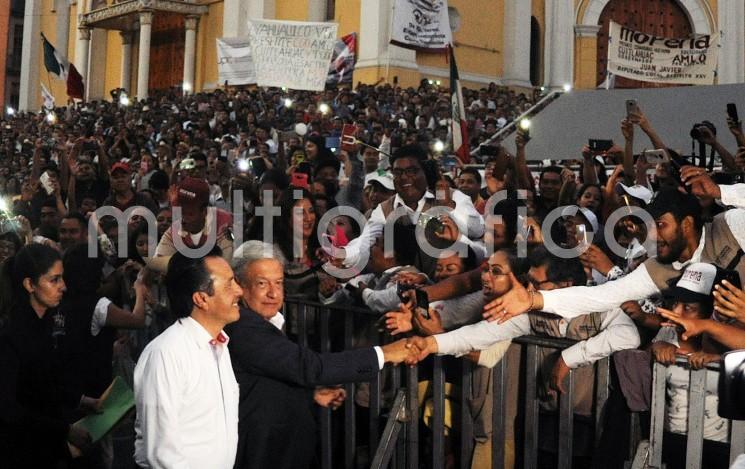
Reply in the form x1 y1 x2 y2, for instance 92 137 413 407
325 137 341 152
626 99 640 118
642 149 669 165
40 171 54 195
576 224 589 247
727 103 740 123
589 139 614 153
718 350 745 420
415 289 430 319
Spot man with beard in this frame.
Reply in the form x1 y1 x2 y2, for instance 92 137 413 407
481 175 745 325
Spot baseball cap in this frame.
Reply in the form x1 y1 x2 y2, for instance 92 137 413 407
615 183 653 205
110 162 131 174
647 187 701 221
364 170 395 191
561 205 599 233
173 177 209 209
669 263 738 305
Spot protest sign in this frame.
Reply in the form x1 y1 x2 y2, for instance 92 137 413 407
326 33 356 85
607 21 718 85
216 37 257 85
247 19 337 91
216 38 256 85
390 0 452 51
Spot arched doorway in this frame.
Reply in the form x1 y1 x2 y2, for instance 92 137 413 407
149 13 185 91
596 0 692 88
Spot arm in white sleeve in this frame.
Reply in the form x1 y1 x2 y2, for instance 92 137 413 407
451 190 485 239
134 349 191 469
476 340 512 368
541 264 660 320
90 297 112 337
342 206 385 268
435 292 485 330
719 184 745 209
434 314 531 357
561 308 641 369
724 208 745 251
362 286 403 314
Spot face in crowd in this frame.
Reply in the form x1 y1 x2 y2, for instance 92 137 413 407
653 213 692 264
457 172 481 199
538 171 562 202
391 156 427 207
434 251 465 282
239 259 284 320
293 198 316 240
198 257 243 326
481 251 514 301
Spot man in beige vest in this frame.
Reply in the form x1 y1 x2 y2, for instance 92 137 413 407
484 173 745 325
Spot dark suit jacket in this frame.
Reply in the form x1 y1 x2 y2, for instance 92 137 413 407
226 306 380 469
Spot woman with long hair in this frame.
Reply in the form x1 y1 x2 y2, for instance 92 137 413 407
274 187 322 299
0 244 91 468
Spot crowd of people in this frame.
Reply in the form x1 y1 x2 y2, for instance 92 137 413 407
0 78 744 469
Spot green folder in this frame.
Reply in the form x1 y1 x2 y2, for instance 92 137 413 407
75 376 135 443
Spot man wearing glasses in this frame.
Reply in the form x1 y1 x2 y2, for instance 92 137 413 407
337 144 483 272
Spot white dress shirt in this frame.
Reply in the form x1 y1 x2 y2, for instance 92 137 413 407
343 190 484 268
134 317 239 469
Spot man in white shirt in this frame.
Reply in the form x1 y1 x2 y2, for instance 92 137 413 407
339 144 484 271
134 248 244 469
482 176 745 325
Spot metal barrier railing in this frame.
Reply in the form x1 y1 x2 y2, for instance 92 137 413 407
632 357 745 469
283 299 611 469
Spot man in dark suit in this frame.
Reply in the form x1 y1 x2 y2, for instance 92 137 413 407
226 241 417 469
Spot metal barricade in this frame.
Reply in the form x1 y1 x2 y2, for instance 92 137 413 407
632 357 745 469
283 299 612 469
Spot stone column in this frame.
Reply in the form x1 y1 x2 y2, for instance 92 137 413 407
19 0 41 111
224 0 275 38
183 16 198 94
718 0 745 84
356 0 417 79
137 11 153 100
307 0 328 22
544 0 574 89
502 0 532 87
120 32 133 92
574 24 601 89
55 0 70 59
74 27 91 83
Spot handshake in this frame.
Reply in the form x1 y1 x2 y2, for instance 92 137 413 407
380 336 439 366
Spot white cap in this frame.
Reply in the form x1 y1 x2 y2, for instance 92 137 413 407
616 183 653 205
364 170 395 191
674 263 718 300
561 205 599 233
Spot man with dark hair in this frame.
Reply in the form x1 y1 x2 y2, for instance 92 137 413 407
487 183 745 325
534 165 563 219
339 144 483 272
457 167 485 213
134 248 243 469
58 212 88 251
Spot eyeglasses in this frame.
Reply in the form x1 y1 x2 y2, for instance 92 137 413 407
482 264 509 276
391 167 421 178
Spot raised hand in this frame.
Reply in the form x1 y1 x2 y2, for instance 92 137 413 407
657 306 706 341
579 244 615 276
384 303 414 336
434 215 460 243
391 271 428 287
680 166 721 199
482 272 537 323
713 280 745 322
412 305 445 336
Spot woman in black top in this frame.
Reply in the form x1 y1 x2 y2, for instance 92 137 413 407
0 244 92 468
